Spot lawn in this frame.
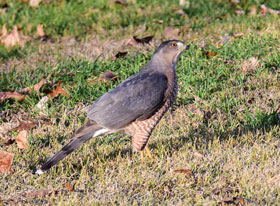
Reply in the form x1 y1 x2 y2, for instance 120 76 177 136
0 0 280 205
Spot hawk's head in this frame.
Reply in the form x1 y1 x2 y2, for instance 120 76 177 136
154 40 189 65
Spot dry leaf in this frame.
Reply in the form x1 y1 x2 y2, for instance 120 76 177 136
4 139 15 146
36 24 45 37
11 121 37 132
241 57 260 74
163 26 180 39
0 91 25 103
1 24 7 37
101 71 118 80
65 181 75 191
24 189 67 198
0 25 21 47
261 4 280 15
206 51 217 58
115 51 128 58
233 33 244 38
45 81 68 98
88 71 118 84
29 0 42 7
133 36 153 44
235 10 244 15
0 151 14 174
34 95 49 114
250 5 257 16
173 169 193 176
15 130 28 149
221 197 246 205
114 0 127 6
21 78 46 94
154 20 164 24
180 25 190 33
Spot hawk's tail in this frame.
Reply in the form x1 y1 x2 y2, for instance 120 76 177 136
36 120 107 174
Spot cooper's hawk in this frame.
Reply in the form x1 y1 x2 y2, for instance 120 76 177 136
36 40 188 174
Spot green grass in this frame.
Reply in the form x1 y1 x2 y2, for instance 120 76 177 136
1 0 280 205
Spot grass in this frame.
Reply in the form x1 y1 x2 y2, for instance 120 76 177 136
1 0 280 205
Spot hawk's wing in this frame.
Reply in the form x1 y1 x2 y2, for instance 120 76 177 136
87 71 168 129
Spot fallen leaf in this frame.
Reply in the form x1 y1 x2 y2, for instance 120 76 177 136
230 0 240 5
115 51 127 58
233 33 244 38
173 169 193 176
29 0 42 7
101 71 118 80
0 25 21 48
180 25 190 33
114 0 127 6
36 24 45 37
15 130 28 149
65 181 75 191
250 5 257 16
0 91 25 103
24 189 67 198
154 19 164 24
45 81 68 98
221 197 246 205
235 10 244 15
133 35 153 44
163 26 180 39
4 139 15 146
21 78 46 94
241 57 260 74
34 95 49 114
10 121 37 132
88 71 119 84
206 51 217 58
1 24 7 37
261 4 280 15
0 151 14 174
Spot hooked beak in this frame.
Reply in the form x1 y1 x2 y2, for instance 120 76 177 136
178 43 189 51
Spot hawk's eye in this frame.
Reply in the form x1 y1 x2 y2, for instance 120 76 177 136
171 43 177 47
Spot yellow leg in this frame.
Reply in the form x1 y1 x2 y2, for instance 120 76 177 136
139 146 153 161
145 146 153 160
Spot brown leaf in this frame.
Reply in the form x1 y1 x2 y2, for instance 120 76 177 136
36 24 45 37
261 4 280 15
0 91 25 103
4 139 15 146
173 169 193 176
250 5 257 16
114 0 127 6
21 78 46 94
88 71 119 84
233 33 244 38
1 24 7 37
0 151 14 174
24 189 67 198
133 35 153 44
0 25 21 48
11 121 37 132
221 197 246 205
235 10 244 15
115 51 128 58
65 181 75 191
15 130 28 149
29 0 42 7
206 51 217 58
154 20 164 24
180 25 190 33
101 71 118 80
45 81 68 98
163 26 180 39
